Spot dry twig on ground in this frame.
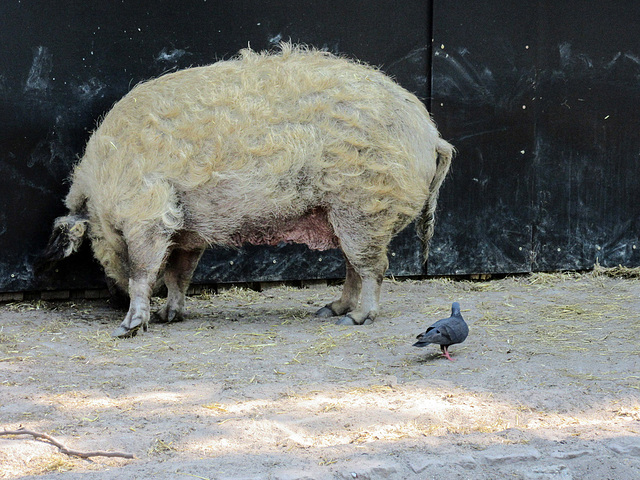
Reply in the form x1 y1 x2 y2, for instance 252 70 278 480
0 427 135 459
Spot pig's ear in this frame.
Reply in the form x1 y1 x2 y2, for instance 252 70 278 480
34 214 89 273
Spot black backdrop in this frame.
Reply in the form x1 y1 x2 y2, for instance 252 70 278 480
1 1 639 293
429 1 640 274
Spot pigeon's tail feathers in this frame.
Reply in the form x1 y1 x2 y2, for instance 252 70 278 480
413 337 432 348
414 325 451 348
413 329 434 347
416 138 454 264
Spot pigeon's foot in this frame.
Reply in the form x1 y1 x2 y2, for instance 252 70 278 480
442 347 455 361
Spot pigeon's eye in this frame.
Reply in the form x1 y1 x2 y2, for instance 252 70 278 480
435 329 440 334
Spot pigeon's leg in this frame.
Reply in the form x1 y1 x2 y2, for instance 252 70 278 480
441 345 455 361
112 227 172 338
315 257 361 318
154 247 204 323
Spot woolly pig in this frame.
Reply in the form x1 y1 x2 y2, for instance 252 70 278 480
39 44 454 338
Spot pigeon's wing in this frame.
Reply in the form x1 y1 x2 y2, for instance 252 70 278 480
413 319 455 347
414 318 444 341
448 317 469 344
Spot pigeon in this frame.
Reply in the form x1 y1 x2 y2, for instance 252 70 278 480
413 302 468 361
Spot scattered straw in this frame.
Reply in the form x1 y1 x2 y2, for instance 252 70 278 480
212 287 263 304
593 264 640 279
148 438 176 455
348 385 395 395
5 301 53 312
464 281 507 292
202 403 228 413
527 271 580 286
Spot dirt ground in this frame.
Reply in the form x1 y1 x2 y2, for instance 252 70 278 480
1 269 639 480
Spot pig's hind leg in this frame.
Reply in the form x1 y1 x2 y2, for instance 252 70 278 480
327 210 391 326
112 229 172 338
334 252 388 326
154 247 204 323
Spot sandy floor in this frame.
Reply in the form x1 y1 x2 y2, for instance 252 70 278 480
1 270 639 479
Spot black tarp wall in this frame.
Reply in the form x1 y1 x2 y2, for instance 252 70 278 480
1 1 639 294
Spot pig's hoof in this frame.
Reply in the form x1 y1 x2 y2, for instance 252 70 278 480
335 315 356 325
315 306 336 318
152 309 184 324
335 315 374 326
112 325 139 338
112 321 148 338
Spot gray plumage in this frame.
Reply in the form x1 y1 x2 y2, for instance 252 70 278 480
413 302 468 360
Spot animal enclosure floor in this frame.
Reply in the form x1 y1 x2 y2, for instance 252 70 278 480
1 272 639 479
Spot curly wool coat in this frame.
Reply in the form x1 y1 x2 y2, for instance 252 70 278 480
44 43 453 336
